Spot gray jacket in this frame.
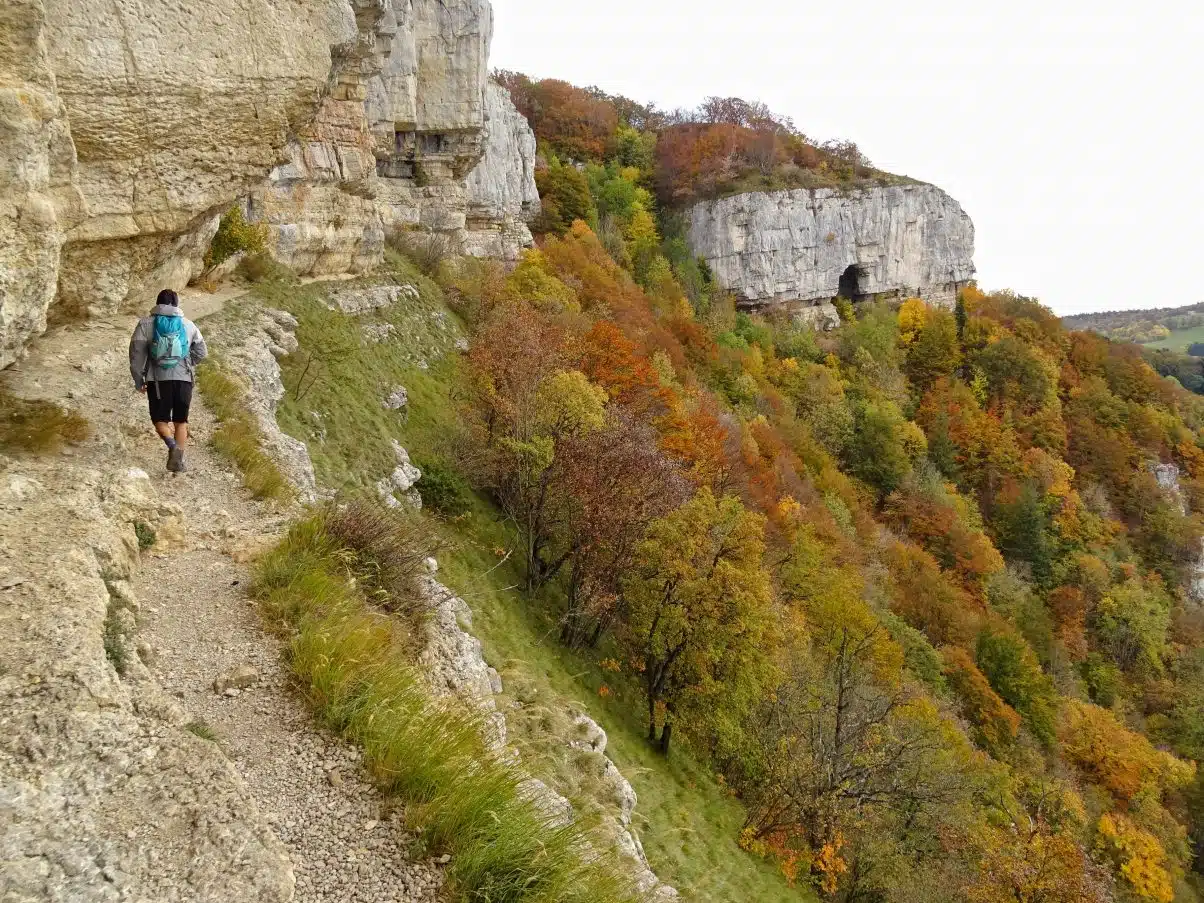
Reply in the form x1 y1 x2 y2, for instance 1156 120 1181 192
129 304 208 388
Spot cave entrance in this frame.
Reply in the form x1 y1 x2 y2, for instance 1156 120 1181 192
838 264 867 301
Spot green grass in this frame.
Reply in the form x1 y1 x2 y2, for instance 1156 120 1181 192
0 388 90 454
186 719 219 742
254 255 463 494
252 509 641 903
134 520 157 551
196 360 292 501
1141 324 1204 352
257 263 814 902
429 501 809 902
102 601 128 676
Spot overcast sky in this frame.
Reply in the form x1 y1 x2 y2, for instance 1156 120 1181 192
492 0 1203 316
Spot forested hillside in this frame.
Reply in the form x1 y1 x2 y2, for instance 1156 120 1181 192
1064 304 1204 346
382 74 1204 902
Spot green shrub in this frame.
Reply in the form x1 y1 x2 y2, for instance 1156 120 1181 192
103 602 127 675
205 206 269 269
386 228 453 277
134 521 156 551
1081 653 1125 708
413 457 471 517
236 252 291 284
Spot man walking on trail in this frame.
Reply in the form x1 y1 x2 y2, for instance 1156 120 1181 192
129 289 208 473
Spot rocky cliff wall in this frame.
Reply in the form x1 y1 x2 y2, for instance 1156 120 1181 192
463 82 541 259
39 0 363 319
687 183 975 312
1 0 538 367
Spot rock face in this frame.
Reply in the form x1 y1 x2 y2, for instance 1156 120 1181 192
254 0 539 273
2 0 538 366
0 0 83 368
687 183 975 311
463 82 541 260
37 0 361 319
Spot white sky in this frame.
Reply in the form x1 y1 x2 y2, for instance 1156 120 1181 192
492 0 1203 316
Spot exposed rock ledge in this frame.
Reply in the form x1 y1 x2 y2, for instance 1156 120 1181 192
1 0 538 368
0 457 293 900
687 183 975 311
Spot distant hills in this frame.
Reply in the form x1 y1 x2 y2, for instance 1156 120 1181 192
1063 301 1204 347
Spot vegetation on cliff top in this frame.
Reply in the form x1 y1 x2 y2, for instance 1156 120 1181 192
496 71 916 211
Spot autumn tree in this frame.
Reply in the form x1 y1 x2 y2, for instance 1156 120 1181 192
498 369 608 589
513 77 618 161
738 601 978 895
1091 575 1172 676
1058 700 1195 802
974 626 1059 745
1096 813 1177 903
965 828 1108 903
620 489 775 754
534 161 597 235
555 410 688 647
885 542 980 646
843 396 927 496
901 302 961 393
942 646 1021 756
884 472 1004 593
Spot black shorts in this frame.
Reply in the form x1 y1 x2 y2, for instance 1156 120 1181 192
147 380 193 424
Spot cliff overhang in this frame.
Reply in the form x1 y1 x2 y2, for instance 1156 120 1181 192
686 182 976 312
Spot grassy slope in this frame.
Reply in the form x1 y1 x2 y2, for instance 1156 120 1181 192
1141 324 1204 351
252 261 813 903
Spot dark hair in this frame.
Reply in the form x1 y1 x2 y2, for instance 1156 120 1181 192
157 288 179 307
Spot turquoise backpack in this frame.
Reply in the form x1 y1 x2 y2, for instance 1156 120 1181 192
150 315 190 372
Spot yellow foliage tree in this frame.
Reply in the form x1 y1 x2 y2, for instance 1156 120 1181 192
897 297 929 345
1097 813 1175 903
1059 700 1195 802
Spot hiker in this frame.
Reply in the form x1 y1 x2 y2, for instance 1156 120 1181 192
129 288 208 473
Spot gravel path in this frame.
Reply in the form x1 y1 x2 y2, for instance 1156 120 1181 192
2 291 445 903
124 297 446 903
137 546 445 903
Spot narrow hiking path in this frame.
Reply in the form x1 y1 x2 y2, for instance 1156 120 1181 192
2 293 444 903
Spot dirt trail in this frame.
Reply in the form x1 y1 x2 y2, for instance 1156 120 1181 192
1 293 442 902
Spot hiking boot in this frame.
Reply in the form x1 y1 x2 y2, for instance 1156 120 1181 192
167 446 185 473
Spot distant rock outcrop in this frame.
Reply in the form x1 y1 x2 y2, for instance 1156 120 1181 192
687 183 975 313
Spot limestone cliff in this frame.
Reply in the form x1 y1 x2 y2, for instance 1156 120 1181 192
0 0 83 369
39 0 363 319
687 183 975 312
0 0 538 366
255 0 539 273
463 82 541 260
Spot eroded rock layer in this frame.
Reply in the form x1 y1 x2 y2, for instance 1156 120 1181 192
687 183 975 311
41 0 361 319
0 0 538 366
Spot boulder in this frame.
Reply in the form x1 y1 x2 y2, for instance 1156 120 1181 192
213 664 260 694
384 385 409 410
